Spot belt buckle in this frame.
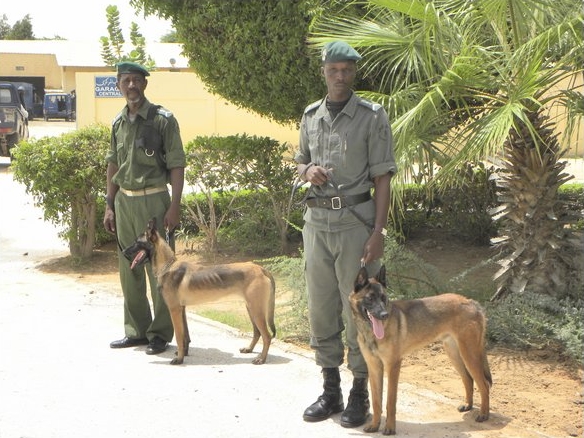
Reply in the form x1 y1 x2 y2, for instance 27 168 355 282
331 196 342 210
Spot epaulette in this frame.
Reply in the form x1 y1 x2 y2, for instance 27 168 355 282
156 107 173 118
111 112 123 126
304 99 323 114
357 99 382 112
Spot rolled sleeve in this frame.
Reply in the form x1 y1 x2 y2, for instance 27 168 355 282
161 116 186 169
369 107 397 179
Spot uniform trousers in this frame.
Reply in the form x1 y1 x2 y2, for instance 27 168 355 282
303 222 380 378
114 190 174 342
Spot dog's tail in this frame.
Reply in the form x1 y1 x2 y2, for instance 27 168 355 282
262 266 277 339
479 305 493 387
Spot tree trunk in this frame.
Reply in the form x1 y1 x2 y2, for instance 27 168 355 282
491 111 581 300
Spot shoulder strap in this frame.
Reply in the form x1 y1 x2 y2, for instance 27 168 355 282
146 104 161 124
144 104 167 167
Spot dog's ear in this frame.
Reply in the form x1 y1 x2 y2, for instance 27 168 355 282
147 218 159 242
354 267 370 292
148 217 157 231
376 265 387 288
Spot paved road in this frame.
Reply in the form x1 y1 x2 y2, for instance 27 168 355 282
0 122 567 438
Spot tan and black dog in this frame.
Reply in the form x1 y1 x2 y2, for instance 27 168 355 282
350 266 492 435
124 218 276 365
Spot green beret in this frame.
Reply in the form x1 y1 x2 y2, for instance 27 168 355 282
321 41 362 63
116 61 150 77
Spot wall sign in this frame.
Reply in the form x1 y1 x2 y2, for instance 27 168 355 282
94 76 122 98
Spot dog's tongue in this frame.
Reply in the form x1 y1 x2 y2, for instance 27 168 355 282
367 311 385 339
130 250 147 270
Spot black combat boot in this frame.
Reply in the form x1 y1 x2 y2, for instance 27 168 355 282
303 367 344 422
340 377 370 428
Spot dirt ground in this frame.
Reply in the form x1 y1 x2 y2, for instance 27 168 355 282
39 233 584 438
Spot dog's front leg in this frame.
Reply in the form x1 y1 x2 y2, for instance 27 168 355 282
363 355 383 433
384 359 402 435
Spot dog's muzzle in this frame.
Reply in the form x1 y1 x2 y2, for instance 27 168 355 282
122 242 152 269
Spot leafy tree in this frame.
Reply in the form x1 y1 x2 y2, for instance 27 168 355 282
0 14 11 39
2 14 34 40
130 0 360 125
11 125 111 259
312 0 583 300
100 5 155 69
160 31 178 43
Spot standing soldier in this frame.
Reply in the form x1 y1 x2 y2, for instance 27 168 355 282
295 41 397 428
103 62 186 356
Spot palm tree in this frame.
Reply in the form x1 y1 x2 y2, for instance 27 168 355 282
310 0 583 300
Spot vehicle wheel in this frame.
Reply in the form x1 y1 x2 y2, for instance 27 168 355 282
6 133 20 147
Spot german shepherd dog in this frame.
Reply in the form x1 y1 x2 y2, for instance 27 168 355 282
350 266 492 435
123 218 276 365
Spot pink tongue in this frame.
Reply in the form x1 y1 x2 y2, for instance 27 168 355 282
368 311 385 339
130 250 147 269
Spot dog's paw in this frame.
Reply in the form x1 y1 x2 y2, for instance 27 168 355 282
239 347 253 354
382 428 396 436
363 423 379 433
475 413 489 422
457 403 473 412
251 355 266 365
170 357 184 365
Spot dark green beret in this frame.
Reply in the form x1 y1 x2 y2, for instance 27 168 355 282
321 41 362 63
116 61 150 76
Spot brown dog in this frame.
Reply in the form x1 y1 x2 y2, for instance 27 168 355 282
350 266 492 435
123 218 276 365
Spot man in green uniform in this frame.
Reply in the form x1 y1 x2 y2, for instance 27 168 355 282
295 41 397 428
103 61 186 356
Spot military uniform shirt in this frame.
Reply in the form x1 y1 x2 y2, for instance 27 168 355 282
295 92 397 231
106 99 186 190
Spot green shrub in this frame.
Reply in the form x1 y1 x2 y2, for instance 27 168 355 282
183 134 297 255
11 124 111 259
487 293 583 365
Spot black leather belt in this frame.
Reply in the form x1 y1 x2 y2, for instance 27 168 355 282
305 192 371 210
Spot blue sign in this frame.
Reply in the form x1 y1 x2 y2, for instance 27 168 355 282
95 76 122 98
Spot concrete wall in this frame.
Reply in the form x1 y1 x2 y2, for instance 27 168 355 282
1 53 63 90
75 71 299 146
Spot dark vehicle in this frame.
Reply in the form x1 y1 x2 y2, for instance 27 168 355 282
0 82 29 159
43 92 76 121
10 82 43 120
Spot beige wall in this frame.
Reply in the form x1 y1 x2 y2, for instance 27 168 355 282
544 74 583 156
1 53 63 90
76 71 299 146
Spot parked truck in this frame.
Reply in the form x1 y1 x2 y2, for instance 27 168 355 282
0 82 29 159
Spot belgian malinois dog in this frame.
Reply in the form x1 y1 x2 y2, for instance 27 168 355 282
124 218 276 365
350 266 492 435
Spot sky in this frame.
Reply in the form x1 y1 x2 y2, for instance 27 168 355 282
3 0 173 42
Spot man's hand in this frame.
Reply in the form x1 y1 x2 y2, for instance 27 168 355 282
304 164 331 186
164 203 181 231
361 231 384 266
103 207 116 234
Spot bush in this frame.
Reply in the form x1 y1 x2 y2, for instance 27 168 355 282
183 134 298 255
11 124 111 259
394 163 499 244
180 189 303 257
487 292 584 365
